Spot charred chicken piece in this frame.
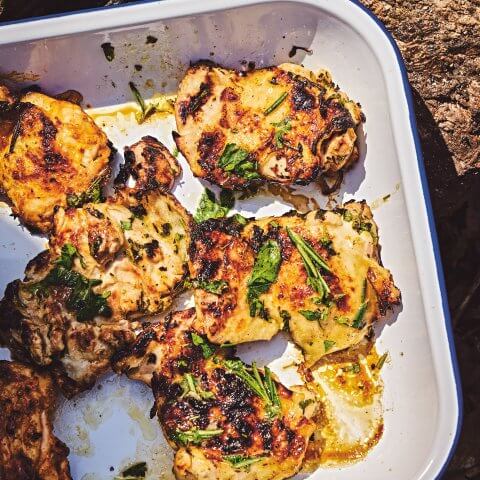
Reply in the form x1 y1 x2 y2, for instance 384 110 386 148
116 135 181 192
0 89 113 232
0 361 71 480
0 137 190 395
188 201 400 367
173 62 363 190
113 308 318 480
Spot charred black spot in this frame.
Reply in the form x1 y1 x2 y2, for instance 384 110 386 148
197 259 221 281
197 130 225 171
86 208 105 219
258 421 274 450
129 204 147 219
250 225 265 253
179 81 211 124
111 329 157 365
144 239 159 258
291 83 315 111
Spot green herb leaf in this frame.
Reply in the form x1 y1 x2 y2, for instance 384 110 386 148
100 42 115 62
218 143 260 180
271 118 292 148
351 301 369 329
287 227 331 301
191 332 215 359
247 240 282 318
299 398 315 413
29 244 112 322
376 352 388 370
171 428 223 446
299 309 322 321
129 81 158 124
194 188 233 223
335 315 350 326
264 92 288 115
67 178 104 208
120 220 132 231
324 339 336 352
186 278 228 295
344 363 361 374
222 360 281 419
232 213 248 225
224 455 265 469
180 373 215 401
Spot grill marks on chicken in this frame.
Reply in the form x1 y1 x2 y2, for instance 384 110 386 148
174 62 363 190
0 137 190 395
0 88 113 232
0 361 72 480
114 308 318 480
189 202 400 367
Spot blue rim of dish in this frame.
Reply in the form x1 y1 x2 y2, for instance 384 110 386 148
348 0 463 478
0 0 463 476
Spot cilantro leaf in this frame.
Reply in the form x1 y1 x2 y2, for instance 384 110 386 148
247 240 282 318
194 188 234 223
218 143 260 180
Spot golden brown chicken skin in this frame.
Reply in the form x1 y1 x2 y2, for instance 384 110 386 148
0 90 113 232
0 361 71 480
188 202 400 367
173 62 363 190
113 308 318 480
0 137 190 395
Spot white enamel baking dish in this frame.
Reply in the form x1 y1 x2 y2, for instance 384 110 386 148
0 1 461 479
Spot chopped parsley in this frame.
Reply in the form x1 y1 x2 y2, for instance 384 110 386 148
29 244 112 322
185 278 228 295
247 240 282 318
120 220 132 231
299 309 322 321
324 339 336 352
66 178 104 208
271 118 292 148
217 143 260 180
299 398 315 413
180 373 214 401
194 188 234 223
191 332 215 359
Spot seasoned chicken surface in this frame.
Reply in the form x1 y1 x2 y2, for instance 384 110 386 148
0 361 71 480
189 202 400 367
0 89 113 232
116 135 181 192
174 62 363 190
114 308 318 480
0 137 191 395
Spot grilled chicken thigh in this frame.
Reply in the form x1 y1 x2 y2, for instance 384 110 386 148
0 89 113 232
174 62 363 190
189 202 400 367
114 308 318 480
0 137 190 395
0 361 71 480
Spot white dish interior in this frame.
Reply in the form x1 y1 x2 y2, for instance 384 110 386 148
0 1 460 479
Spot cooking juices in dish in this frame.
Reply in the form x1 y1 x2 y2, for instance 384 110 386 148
0 62 399 479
